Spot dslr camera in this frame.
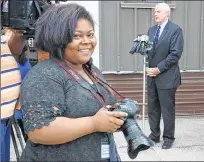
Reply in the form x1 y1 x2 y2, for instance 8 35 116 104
106 98 153 159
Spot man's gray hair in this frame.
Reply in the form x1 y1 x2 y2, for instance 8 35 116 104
155 2 171 17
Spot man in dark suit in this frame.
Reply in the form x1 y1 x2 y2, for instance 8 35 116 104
146 3 184 149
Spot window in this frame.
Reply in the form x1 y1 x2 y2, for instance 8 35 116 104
121 0 176 9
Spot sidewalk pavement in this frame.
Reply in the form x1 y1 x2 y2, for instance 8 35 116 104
10 117 204 161
114 117 204 161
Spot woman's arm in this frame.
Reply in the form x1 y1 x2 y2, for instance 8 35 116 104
28 116 95 145
28 108 127 145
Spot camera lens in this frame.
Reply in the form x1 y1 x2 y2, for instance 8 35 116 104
121 119 153 159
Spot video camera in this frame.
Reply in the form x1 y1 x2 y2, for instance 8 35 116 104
1 0 52 36
106 98 153 159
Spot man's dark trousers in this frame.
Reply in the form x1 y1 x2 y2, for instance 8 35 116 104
148 78 177 142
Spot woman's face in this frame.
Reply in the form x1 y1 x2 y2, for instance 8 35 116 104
64 18 97 65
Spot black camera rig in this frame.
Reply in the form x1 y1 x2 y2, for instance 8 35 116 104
1 0 66 55
1 0 53 36
1 0 54 53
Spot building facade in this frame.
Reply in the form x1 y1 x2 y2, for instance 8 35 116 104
99 1 204 73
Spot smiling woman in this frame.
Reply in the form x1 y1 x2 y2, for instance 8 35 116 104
64 19 97 67
20 3 127 162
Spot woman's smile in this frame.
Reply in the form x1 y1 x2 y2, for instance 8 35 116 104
78 48 91 54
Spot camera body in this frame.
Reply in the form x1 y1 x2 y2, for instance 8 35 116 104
107 98 153 159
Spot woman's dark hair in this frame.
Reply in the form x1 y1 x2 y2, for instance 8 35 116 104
18 45 28 65
34 3 95 59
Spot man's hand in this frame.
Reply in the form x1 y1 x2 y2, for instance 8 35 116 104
1 29 14 43
1 29 25 56
146 67 160 77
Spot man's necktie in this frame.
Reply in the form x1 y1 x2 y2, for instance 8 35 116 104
154 25 161 44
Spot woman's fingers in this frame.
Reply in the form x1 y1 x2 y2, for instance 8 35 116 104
114 117 124 126
108 123 120 133
107 115 125 133
106 110 127 126
95 108 127 133
107 110 128 118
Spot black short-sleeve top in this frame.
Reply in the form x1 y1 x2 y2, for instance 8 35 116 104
20 59 119 161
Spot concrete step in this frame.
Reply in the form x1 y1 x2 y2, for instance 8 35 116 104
104 72 204 80
115 89 204 94
112 84 204 91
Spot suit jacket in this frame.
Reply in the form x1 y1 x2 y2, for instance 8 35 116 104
147 20 184 89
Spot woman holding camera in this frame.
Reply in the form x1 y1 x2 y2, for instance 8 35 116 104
20 3 127 161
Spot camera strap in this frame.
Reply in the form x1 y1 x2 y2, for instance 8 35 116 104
54 59 106 106
54 59 126 107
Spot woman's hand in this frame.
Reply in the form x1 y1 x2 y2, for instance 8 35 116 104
92 107 128 133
